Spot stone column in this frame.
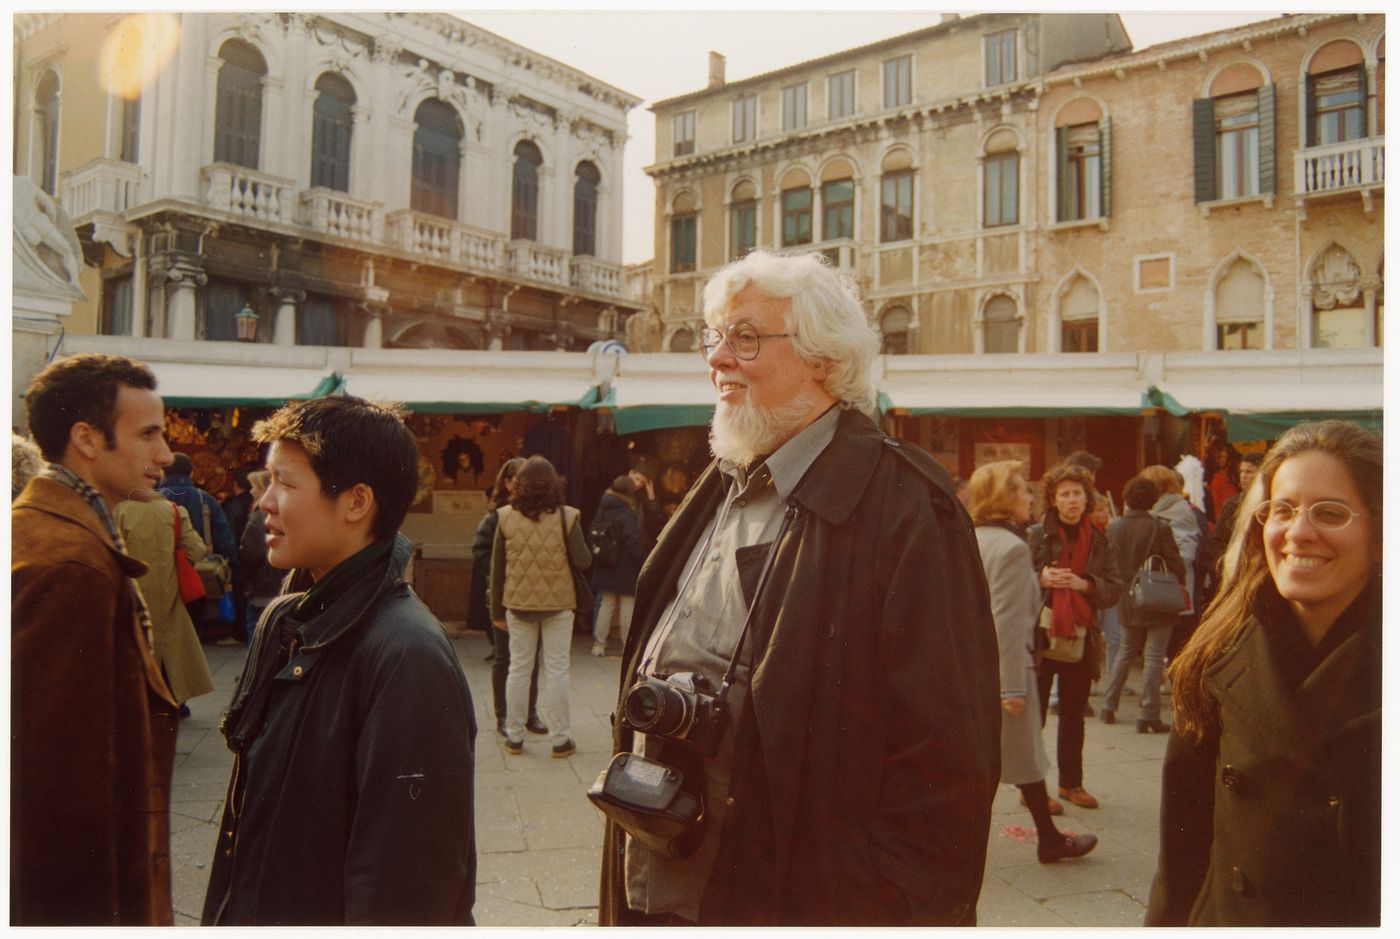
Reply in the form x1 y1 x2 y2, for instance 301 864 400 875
271 287 303 345
165 265 207 340
486 309 510 351
130 231 148 337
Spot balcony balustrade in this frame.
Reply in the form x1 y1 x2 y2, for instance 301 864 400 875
385 210 505 268
300 187 384 243
202 162 297 224
1295 136 1385 196
58 158 140 219
508 241 570 287
570 256 626 298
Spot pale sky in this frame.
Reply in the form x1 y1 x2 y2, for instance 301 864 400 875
457 7 1299 264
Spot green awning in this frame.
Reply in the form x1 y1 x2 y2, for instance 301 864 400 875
592 387 713 434
1225 410 1384 441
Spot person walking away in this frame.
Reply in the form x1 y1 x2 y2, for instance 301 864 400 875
159 452 238 636
490 455 590 757
1140 464 1201 662
1099 476 1186 733
969 461 1097 864
222 468 254 639
599 251 1000 925
201 396 477 925
1030 463 1124 810
1148 421 1380 926
589 474 646 656
239 469 287 639
12 353 179 924
115 487 216 716
473 458 544 736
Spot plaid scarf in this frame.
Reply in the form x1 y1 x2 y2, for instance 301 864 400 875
43 464 157 654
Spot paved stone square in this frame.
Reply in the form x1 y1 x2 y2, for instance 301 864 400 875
174 629 1169 926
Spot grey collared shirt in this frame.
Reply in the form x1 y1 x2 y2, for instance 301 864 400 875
624 405 840 919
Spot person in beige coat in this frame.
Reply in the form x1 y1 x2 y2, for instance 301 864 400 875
115 489 215 708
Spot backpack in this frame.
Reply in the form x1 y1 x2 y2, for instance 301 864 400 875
588 513 620 566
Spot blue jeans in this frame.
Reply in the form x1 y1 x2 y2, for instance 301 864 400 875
1103 621 1172 722
1099 605 1122 679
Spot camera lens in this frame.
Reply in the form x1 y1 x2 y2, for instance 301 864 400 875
623 680 691 737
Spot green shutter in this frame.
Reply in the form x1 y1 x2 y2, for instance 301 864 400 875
1257 83 1276 194
1356 61 1369 136
1055 127 1072 221
1099 116 1112 218
1192 97 1216 203
1304 73 1318 147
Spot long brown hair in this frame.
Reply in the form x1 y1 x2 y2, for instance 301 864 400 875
487 457 525 511
1168 420 1382 740
509 455 565 521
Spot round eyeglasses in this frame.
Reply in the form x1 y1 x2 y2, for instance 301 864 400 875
698 324 792 361
1252 499 1366 531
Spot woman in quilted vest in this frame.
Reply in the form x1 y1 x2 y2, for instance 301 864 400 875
490 455 591 758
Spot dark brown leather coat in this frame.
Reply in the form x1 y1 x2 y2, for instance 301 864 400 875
11 477 178 925
598 409 1002 925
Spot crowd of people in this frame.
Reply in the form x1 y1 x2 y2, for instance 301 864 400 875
10 248 1380 927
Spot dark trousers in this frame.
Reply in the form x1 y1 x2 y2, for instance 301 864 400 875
1036 655 1091 790
490 625 538 725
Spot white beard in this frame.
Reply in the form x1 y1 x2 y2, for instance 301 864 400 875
709 380 822 467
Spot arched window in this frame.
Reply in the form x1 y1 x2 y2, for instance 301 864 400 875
983 295 1019 353
1054 99 1109 222
1310 245 1367 348
573 161 600 256
1306 40 1367 146
983 130 1019 227
35 71 60 195
1215 257 1266 350
1060 275 1100 352
1193 63 1275 202
880 306 912 354
821 158 855 241
670 191 697 273
411 99 462 219
779 166 812 247
669 328 695 353
880 148 914 242
729 179 757 260
512 140 543 241
310 73 355 192
213 40 266 169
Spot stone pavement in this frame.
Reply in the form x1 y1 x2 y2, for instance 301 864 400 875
172 630 1169 926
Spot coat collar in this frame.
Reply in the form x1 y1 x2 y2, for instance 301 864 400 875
787 407 888 526
281 532 414 650
14 476 148 578
1205 589 1381 760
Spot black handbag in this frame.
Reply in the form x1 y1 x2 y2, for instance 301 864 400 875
1131 555 1190 615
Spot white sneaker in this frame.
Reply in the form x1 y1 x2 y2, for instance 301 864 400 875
591 641 606 656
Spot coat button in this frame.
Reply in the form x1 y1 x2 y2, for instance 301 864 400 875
1231 866 1252 896
293 665 304 677
724 796 735 807
224 848 234 858
1221 765 1243 793
1326 793 1341 808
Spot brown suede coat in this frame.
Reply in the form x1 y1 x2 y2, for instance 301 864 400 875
11 477 179 925
598 409 1001 925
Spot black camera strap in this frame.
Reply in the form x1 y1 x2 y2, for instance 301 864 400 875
712 501 799 718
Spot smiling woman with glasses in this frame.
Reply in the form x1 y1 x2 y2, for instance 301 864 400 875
1147 420 1382 927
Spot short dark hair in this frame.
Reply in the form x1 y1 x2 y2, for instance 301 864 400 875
25 354 157 462
167 452 194 477
1064 450 1102 474
1123 475 1160 511
1239 452 1263 468
610 474 635 496
252 396 420 541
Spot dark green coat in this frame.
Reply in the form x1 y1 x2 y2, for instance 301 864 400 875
598 408 1001 925
1146 587 1380 926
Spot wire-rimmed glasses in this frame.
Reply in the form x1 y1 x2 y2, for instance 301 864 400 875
1252 499 1365 531
698 323 792 361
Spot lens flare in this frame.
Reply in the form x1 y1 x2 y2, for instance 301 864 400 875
98 13 181 102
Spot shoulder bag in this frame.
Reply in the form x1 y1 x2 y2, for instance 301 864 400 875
173 503 207 603
195 501 233 598
561 507 595 613
1131 554 1190 615
1037 605 1086 663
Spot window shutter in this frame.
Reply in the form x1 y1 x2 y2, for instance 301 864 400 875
1304 73 1318 147
1099 116 1112 217
1257 83 1276 194
1192 97 1216 203
1055 127 1072 221
1356 61 1369 136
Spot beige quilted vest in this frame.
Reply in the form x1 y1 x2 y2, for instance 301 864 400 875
497 505 578 612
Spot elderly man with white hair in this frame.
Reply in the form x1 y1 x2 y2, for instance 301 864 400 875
595 251 1001 926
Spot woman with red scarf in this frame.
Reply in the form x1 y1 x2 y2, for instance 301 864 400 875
1030 463 1124 809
